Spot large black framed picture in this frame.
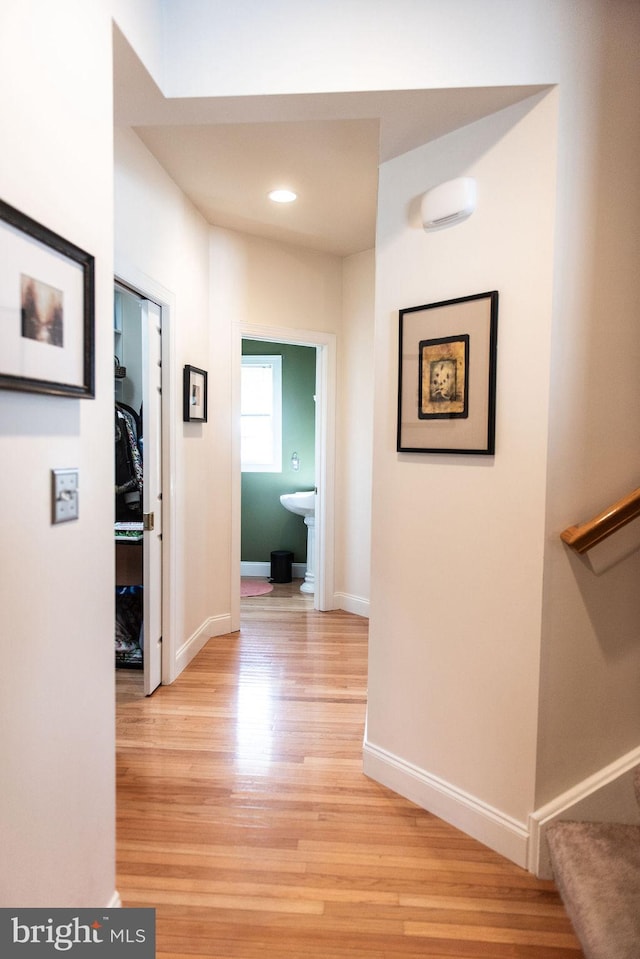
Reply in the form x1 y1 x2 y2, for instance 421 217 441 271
0 199 95 398
397 291 498 454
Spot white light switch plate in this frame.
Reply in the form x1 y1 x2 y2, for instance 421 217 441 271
51 468 79 523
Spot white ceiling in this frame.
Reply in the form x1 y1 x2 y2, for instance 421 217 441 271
114 30 546 257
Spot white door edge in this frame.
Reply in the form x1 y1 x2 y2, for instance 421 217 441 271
115 267 177 686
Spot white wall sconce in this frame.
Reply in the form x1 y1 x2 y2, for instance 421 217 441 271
421 177 476 231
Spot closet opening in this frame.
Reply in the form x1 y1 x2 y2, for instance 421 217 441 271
114 282 163 696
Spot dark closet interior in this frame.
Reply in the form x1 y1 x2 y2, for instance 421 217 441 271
114 287 144 669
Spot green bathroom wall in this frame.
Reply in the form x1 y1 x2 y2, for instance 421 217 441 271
241 339 316 563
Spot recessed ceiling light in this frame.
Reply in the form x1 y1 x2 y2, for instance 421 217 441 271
268 189 297 203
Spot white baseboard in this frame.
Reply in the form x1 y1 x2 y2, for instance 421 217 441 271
107 891 122 908
175 614 233 678
363 738 529 869
241 564 369 616
241 560 306 579
529 746 640 878
334 591 369 618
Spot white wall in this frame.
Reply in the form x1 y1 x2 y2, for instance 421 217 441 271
114 126 231 676
336 251 375 616
535 0 640 805
161 0 570 98
0 0 117 906
211 229 343 338
361 0 640 865
365 91 558 865
112 0 164 81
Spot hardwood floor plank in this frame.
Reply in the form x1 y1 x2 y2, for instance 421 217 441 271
116 604 584 957
405 920 579 947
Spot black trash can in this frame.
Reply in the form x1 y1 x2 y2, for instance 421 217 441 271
270 549 293 583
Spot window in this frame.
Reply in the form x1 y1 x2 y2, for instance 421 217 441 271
241 354 282 472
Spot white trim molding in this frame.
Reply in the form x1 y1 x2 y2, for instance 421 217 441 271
107 891 122 908
334 591 370 618
175 614 233 676
363 738 529 868
529 746 640 878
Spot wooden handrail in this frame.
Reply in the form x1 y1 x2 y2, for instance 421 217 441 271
561 486 640 554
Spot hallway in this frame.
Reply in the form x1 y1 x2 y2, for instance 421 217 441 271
115 608 583 958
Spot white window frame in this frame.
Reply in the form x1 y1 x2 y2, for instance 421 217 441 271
241 354 282 473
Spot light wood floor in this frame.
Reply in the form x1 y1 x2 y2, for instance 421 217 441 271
240 578 315 612
116 603 583 958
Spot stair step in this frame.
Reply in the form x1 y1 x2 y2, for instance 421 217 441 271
547 821 640 959
635 765 640 809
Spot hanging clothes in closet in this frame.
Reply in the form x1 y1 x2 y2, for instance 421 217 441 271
115 401 144 669
115 402 143 521
115 585 143 668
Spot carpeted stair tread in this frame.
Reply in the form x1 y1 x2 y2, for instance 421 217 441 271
635 765 640 809
547 820 640 959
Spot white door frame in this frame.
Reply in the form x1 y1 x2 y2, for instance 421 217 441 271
140 299 163 694
233 323 337 624
115 265 177 685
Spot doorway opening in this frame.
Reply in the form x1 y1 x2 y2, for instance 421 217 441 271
240 338 316 610
234 324 337 626
114 281 164 697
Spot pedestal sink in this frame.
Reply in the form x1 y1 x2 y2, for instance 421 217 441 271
280 491 315 594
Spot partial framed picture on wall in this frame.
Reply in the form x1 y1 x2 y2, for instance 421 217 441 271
183 364 208 422
397 291 498 454
0 199 95 397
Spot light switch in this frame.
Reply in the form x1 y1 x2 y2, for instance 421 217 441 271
51 468 79 524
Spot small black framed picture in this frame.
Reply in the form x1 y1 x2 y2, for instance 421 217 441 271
183 364 208 422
